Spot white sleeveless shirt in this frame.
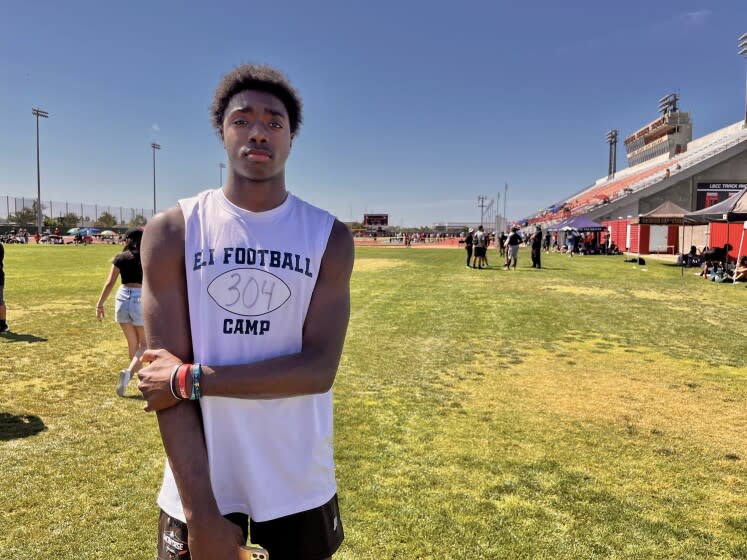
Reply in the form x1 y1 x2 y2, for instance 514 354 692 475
157 188 337 523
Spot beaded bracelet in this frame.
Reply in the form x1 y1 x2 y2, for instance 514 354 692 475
189 363 202 400
169 363 184 400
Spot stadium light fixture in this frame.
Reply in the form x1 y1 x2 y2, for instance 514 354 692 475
32 107 49 235
739 33 747 124
658 93 679 115
151 143 161 217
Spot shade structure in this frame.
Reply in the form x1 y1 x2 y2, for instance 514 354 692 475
550 215 607 232
631 201 688 225
684 188 747 224
682 188 747 277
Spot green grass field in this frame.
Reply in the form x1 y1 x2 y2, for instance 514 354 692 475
2 243 747 559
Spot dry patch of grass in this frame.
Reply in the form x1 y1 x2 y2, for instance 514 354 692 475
353 258 408 273
460 341 747 456
540 285 619 298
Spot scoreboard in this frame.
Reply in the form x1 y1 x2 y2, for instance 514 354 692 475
363 214 389 227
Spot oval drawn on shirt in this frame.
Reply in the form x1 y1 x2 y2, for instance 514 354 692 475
208 268 291 317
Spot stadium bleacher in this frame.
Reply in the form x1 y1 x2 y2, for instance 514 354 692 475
529 121 747 227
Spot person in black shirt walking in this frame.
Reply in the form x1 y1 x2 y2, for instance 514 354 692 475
95 228 145 396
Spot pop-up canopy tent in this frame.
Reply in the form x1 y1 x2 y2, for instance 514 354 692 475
684 188 747 224
684 188 747 282
550 215 607 232
550 215 607 253
632 200 688 226
631 201 689 266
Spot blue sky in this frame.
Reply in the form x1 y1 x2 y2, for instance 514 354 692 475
2 0 746 226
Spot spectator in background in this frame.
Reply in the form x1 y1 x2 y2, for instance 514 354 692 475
733 256 747 282
684 245 699 267
543 230 551 253
498 230 507 258
504 226 522 270
464 228 474 268
0 238 8 333
474 225 487 269
699 243 734 279
566 230 578 257
530 225 542 269
95 228 145 396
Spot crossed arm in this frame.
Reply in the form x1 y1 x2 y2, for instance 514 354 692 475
138 208 353 543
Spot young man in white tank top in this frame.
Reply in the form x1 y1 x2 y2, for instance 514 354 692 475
137 64 354 560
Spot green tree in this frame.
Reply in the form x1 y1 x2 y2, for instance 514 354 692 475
128 215 147 227
59 213 80 229
30 200 48 227
11 207 35 226
11 201 49 229
96 212 118 228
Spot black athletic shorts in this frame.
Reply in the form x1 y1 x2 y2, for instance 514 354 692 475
156 494 344 560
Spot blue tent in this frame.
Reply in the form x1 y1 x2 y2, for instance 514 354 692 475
550 215 607 232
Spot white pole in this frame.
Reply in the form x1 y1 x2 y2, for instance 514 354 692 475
733 223 747 284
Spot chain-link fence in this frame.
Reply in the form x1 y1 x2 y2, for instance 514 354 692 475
0 195 155 229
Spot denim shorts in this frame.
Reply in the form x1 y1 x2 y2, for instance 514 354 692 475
114 286 143 326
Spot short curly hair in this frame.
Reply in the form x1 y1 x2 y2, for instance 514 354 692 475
211 64 303 138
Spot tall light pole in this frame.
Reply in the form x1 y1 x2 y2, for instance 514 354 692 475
218 162 226 187
503 181 508 231
606 129 618 179
151 143 161 217
477 195 487 227
739 33 747 124
32 107 49 234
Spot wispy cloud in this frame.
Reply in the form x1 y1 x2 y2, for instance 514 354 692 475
151 123 160 133
683 10 711 27
555 9 712 56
